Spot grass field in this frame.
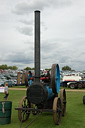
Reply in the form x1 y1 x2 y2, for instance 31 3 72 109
0 88 85 128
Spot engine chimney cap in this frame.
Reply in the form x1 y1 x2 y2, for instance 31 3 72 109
35 10 40 13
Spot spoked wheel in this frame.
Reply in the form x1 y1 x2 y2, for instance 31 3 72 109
53 97 62 125
31 104 38 115
83 95 85 104
18 96 31 122
51 64 60 94
60 89 66 116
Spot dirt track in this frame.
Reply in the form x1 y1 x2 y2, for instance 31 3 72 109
9 88 85 92
9 88 27 90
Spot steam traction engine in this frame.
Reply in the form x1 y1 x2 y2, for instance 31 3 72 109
15 11 66 127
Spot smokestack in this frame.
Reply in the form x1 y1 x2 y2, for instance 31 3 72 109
34 10 40 82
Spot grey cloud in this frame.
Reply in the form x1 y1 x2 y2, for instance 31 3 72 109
67 60 85 71
24 40 34 45
41 38 72 58
41 37 85 61
5 52 33 64
40 37 85 71
17 26 33 35
59 56 70 63
12 0 72 15
12 0 45 15
18 19 33 25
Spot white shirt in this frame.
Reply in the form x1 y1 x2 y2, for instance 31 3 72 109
4 86 8 93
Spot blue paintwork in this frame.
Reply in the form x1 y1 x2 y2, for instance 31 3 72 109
28 64 60 99
55 64 60 93
46 64 60 100
46 86 54 100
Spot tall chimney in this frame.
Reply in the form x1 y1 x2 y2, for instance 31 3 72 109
34 10 40 82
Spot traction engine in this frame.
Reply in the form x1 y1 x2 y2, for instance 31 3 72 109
15 10 66 127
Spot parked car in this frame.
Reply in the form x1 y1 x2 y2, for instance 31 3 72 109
4 80 15 87
0 80 4 87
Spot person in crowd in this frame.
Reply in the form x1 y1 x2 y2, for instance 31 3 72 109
4 83 9 100
28 71 32 86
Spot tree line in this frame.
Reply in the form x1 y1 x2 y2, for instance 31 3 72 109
0 64 72 71
24 66 72 71
62 66 72 71
0 64 18 70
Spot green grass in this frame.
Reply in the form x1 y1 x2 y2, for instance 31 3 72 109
10 85 27 88
0 89 85 128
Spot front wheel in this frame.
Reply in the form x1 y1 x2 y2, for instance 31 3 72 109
18 96 31 122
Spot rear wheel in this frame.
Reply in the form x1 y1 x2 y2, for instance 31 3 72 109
53 97 62 125
83 96 85 104
51 64 60 93
60 89 66 116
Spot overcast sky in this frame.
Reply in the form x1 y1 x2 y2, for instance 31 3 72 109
0 0 85 71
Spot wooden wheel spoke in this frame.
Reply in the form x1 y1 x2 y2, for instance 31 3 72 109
24 99 26 106
57 107 62 113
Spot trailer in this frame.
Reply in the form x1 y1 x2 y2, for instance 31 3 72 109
67 81 85 89
61 75 85 89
